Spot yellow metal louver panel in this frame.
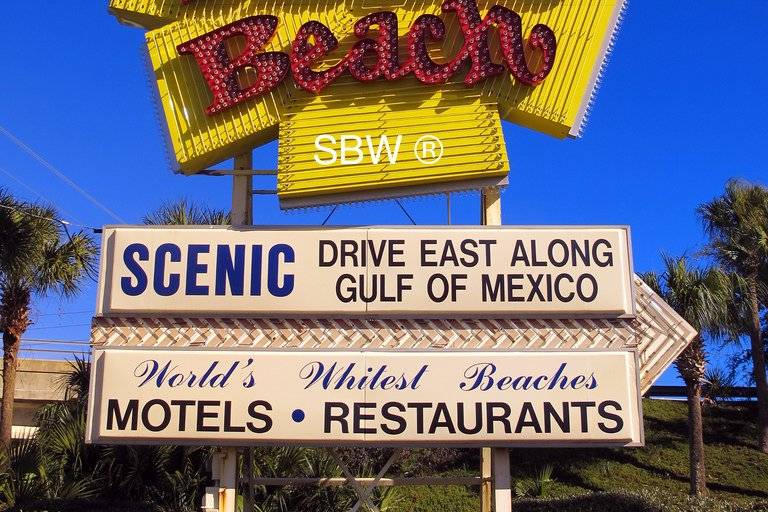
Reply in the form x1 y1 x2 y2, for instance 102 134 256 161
277 101 508 205
112 0 624 204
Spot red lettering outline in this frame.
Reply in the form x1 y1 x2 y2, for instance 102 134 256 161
177 0 557 115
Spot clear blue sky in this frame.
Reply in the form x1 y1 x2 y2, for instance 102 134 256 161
1 2 766 385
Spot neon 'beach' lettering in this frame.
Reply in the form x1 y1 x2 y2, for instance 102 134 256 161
177 0 557 115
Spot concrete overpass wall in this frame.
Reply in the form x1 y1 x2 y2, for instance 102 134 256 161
1 359 71 427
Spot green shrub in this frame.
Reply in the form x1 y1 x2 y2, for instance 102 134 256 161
512 490 768 512
395 486 479 512
7 499 153 512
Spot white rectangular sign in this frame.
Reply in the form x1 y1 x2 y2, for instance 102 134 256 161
86 349 643 447
97 226 634 318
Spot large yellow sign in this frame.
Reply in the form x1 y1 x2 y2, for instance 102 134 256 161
110 0 625 206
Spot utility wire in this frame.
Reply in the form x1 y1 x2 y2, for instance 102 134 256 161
26 323 92 331
21 338 90 345
322 205 339 226
0 203 102 234
34 310 93 317
0 165 81 223
0 124 126 223
395 200 417 225
0 203 103 284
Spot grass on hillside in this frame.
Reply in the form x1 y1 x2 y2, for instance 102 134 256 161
8 400 767 512
397 399 768 511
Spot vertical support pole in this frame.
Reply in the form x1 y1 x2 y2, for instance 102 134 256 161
481 186 503 512
232 153 253 227
244 448 254 512
492 448 512 512
207 448 238 512
205 152 253 512
481 447 493 512
480 187 501 226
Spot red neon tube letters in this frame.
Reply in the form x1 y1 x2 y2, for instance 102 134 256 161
177 0 557 116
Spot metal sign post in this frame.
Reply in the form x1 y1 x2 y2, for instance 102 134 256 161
232 153 253 227
480 186 512 512
482 448 493 512
204 449 237 512
207 151 254 512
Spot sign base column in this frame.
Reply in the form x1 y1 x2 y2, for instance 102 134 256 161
203 448 238 512
492 448 512 512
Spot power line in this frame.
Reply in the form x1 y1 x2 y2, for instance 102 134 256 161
21 338 90 345
322 205 339 226
0 124 126 223
0 165 81 223
0 203 102 234
34 310 93 318
395 200 417 225
26 323 92 331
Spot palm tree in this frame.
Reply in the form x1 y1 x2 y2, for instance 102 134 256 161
0 190 97 449
641 256 731 496
143 198 231 226
699 179 768 453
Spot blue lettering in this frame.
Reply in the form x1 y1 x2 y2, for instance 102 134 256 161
134 359 159 387
460 363 496 391
250 245 263 296
154 243 181 296
121 243 149 296
548 363 568 390
409 365 429 390
215 245 245 296
301 361 352 390
268 244 295 297
186 244 210 295
334 363 356 390
134 360 175 388
152 361 174 386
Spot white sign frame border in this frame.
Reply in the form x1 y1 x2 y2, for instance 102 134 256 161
86 346 645 449
95 224 637 320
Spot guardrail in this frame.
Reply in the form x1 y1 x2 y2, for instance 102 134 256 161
647 385 757 400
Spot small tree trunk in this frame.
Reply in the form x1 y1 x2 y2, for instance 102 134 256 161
686 380 707 496
0 331 20 450
747 276 768 454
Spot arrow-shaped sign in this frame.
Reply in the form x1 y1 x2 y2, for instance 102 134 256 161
90 275 695 394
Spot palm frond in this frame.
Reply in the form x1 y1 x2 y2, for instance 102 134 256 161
639 271 663 298
657 254 732 336
143 198 231 226
0 192 97 305
34 231 98 298
699 179 768 275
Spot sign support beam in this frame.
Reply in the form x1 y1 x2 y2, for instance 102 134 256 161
244 447 254 512
232 153 253 227
482 447 493 512
235 151 254 512
205 448 237 512
213 152 253 512
480 188 512 512
492 449 513 512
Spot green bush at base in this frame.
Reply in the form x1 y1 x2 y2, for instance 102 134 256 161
6 499 153 512
512 490 768 512
396 486 479 512
394 488 768 512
